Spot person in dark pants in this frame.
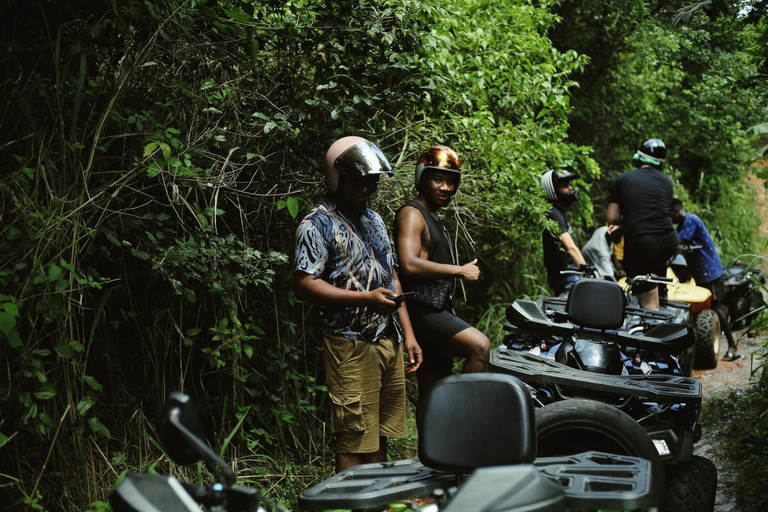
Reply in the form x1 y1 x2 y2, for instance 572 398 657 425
540 168 587 296
294 136 422 472
393 145 490 420
671 198 739 361
607 139 679 310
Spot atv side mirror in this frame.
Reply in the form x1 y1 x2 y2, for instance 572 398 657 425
160 392 236 486
160 393 206 466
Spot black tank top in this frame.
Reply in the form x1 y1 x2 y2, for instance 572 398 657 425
395 200 456 304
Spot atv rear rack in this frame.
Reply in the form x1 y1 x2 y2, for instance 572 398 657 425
299 452 652 511
489 349 701 403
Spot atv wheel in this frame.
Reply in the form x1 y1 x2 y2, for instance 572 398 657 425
663 455 717 512
678 345 695 377
694 309 720 370
535 399 666 507
730 294 749 330
732 288 765 330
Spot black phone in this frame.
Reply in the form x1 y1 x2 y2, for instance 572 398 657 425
392 291 415 305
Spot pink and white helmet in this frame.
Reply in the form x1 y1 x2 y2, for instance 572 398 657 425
324 136 393 193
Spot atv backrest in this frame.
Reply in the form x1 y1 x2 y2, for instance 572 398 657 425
566 278 626 330
418 373 536 473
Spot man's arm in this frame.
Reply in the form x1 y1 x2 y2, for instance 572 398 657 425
393 269 422 373
559 231 586 266
606 202 621 226
294 271 399 315
394 206 479 282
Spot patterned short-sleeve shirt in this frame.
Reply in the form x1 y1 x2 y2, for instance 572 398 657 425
295 200 399 342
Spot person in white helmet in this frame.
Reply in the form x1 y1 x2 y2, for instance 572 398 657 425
294 136 422 472
540 168 587 295
393 145 490 422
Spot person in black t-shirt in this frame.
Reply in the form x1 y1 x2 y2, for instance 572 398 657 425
394 145 490 418
540 168 587 295
607 139 679 310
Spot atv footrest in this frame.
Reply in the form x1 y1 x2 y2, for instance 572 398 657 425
490 348 701 403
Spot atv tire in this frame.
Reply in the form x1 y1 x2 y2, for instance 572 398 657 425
679 345 695 377
663 455 717 512
731 288 764 330
535 399 666 507
694 309 720 370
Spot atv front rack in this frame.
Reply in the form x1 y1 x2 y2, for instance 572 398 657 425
299 452 652 511
490 349 701 403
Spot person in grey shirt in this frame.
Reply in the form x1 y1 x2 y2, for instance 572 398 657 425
582 225 624 281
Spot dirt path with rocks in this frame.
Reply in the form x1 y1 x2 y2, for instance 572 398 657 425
693 166 768 511
693 330 765 512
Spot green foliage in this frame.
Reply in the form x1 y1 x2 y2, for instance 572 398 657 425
0 0 764 510
549 0 766 232
398 0 598 310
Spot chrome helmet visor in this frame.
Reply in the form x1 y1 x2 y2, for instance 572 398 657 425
333 141 393 179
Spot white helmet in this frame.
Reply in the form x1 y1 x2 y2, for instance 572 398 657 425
540 169 579 205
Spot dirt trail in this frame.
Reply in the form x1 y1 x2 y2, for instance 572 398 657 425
693 331 764 512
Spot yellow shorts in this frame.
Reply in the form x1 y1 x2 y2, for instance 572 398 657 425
322 335 406 454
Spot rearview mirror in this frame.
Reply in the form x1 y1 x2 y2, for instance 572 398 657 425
160 393 206 466
160 392 236 486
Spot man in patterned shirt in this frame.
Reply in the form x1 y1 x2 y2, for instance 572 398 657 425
294 136 422 472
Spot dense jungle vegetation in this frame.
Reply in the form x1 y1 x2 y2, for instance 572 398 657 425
1 0 767 510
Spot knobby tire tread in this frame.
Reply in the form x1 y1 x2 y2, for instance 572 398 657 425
662 455 717 512
694 309 720 370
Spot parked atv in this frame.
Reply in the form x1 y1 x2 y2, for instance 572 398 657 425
111 382 655 512
721 258 767 330
664 252 723 369
491 278 717 512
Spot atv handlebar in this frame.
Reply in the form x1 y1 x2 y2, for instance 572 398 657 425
560 264 597 278
676 243 702 254
625 274 674 291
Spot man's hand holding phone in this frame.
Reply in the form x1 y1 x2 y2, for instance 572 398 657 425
392 291 415 306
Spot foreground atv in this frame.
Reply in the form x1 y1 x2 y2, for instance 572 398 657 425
491 278 717 512
112 379 655 512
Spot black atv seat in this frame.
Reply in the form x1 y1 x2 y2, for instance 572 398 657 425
566 278 625 330
419 373 537 472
